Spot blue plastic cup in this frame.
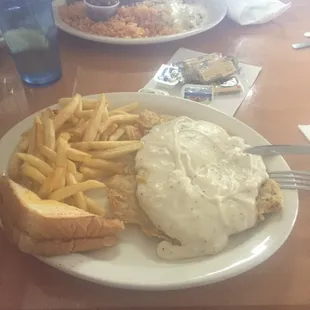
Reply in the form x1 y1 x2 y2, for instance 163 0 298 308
0 0 62 86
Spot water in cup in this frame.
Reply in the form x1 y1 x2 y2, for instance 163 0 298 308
0 0 62 86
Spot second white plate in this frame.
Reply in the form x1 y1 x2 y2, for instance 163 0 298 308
52 0 227 45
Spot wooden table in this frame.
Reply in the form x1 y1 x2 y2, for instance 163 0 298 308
1 1 310 309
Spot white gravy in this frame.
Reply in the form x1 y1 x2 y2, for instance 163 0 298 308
135 117 268 260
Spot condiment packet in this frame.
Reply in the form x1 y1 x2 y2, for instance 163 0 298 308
172 54 238 85
181 84 214 104
173 53 222 72
213 76 243 95
172 53 222 83
154 64 180 89
196 57 238 84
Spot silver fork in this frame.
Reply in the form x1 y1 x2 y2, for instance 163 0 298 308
269 170 310 191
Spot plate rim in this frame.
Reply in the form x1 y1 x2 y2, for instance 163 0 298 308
52 0 227 45
0 92 299 290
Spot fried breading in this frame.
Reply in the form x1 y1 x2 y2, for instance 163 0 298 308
256 178 283 220
106 175 170 240
137 110 174 135
125 125 143 140
107 175 283 240
108 110 283 240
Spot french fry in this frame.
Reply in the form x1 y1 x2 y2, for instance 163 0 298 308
51 137 68 190
19 135 29 152
84 196 107 216
7 153 22 181
54 94 81 131
9 94 147 215
70 114 80 125
109 110 129 116
109 128 125 141
48 180 106 201
39 144 76 175
67 160 77 174
8 135 31 181
67 147 91 162
70 140 137 151
80 165 117 179
59 97 98 110
58 97 74 105
83 94 106 141
43 118 55 151
35 116 44 158
57 122 76 133
21 128 31 138
98 104 109 135
66 172 87 210
109 102 139 114
75 99 83 118
39 145 57 161
57 178 66 190
39 166 65 198
75 172 84 182
82 100 99 110
56 137 68 168
71 119 88 139
16 153 53 176
40 108 53 122
94 132 100 141
27 121 36 155
100 123 118 141
89 141 143 159
76 109 94 119
109 114 138 124
21 164 46 185
59 132 71 141
82 158 124 174
79 166 106 180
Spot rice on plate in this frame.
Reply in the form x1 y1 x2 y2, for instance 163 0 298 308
59 0 208 38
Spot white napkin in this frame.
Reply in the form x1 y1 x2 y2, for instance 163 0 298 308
298 125 310 142
225 0 291 25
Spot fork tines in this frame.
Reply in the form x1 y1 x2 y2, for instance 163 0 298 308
269 170 310 190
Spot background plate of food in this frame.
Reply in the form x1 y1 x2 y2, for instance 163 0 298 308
0 92 298 290
52 0 227 45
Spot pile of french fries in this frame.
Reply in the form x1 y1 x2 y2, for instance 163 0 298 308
8 93 143 216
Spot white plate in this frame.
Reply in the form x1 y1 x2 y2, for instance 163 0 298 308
52 0 227 45
0 93 298 290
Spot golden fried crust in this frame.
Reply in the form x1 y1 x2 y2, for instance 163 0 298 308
109 110 283 238
107 175 284 239
106 175 170 240
256 178 284 221
137 110 175 135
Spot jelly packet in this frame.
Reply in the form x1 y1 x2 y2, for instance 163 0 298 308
181 84 214 104
213 76 243 95
172 54 239 84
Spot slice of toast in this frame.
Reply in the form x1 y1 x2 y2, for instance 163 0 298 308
5 222 118 256
0 176 124 242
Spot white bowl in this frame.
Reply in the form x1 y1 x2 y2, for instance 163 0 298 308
84 0 119 22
